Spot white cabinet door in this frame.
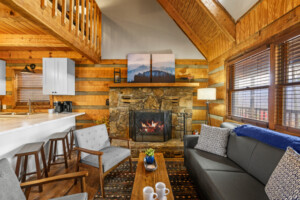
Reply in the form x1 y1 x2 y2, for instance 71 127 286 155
0 60 6 95
43 58 75 95
43 58 55 95
56 59 68 95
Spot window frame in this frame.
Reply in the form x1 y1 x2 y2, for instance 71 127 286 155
12 69 52 109
226 30 300 136
226 46 270 128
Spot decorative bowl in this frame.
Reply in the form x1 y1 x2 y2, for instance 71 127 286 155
144 157 157 172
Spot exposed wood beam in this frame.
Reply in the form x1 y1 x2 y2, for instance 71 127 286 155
197 0 236 42
0 34 68 49
0 0 100 63
157 0 208 59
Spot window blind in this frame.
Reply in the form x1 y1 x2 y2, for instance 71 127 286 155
276 35 300 129
229 48 270 122
16 72 49 103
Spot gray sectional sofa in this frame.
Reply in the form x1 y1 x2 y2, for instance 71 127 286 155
184 122 285 200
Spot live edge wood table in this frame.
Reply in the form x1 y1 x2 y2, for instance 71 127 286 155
131 153 174 200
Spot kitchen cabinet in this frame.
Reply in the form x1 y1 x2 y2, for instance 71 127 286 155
43 58 75 95
0 60 6 95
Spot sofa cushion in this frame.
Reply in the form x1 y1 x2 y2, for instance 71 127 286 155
185 149 244 172
247 142 284 184
50 193 88 200
194 125 230 157
75 124 110 158
227 131 258 171
80 146 130 172
265 147 300 200
206 171 269 200
0 159 26 200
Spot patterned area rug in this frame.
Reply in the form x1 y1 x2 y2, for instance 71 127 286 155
94 161 200 200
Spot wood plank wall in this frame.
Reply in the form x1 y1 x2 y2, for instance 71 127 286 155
0 58 208 132
208 0 300 127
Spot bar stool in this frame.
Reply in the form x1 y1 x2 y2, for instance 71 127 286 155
67 125 83 159
47 132 70 172
14 142 48 192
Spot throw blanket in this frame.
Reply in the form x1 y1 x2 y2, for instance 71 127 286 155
234 125 300 153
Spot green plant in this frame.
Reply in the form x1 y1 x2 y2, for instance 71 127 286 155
95 114 110 129
145 148 155 157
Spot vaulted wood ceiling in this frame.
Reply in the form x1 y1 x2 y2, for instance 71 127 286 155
157 0 236 61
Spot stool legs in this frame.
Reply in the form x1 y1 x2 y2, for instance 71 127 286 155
69 130 74 159
15 156 21 180
22 156 28 182
48 137 69 172
40 147 48 178
34 153 43 192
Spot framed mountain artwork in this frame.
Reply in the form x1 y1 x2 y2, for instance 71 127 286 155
152 54 175 83
127 54 151 83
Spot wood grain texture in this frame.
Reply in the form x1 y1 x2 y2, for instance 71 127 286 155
131 153 174 200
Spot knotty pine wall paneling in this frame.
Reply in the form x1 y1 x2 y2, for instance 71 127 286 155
1 59 208 132
208 1 300 127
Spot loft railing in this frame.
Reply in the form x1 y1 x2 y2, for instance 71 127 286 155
41 0 101 56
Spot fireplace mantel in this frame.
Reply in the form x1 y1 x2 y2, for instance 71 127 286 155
108 82 199 88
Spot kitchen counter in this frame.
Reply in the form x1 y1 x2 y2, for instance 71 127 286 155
0 112 84 135
0 112 85 170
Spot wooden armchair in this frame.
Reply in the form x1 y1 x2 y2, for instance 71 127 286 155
74 124 132 197
0 158 88 200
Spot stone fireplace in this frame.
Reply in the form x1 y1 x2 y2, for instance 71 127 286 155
109 87 193 140
129 110 172 142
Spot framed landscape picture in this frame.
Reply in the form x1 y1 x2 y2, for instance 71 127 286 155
127 54 151 83
152 54 175 83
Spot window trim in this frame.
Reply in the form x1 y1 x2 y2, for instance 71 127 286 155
12 69 52 109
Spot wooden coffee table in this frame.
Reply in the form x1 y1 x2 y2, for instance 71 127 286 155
131 153 174 200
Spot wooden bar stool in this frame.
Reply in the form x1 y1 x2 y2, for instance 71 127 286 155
14 142 48 192
47 132 70 172
67 125 83 159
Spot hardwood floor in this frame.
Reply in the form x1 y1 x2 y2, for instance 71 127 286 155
27 152 183 200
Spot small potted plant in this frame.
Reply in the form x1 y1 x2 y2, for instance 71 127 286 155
145 148 155 164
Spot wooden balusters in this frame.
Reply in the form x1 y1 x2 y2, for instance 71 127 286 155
93 3 97 49
52 0 57 17
75 0 80 35
89 0 93 47
86 0 90 44
81 0 85 40
69 0 74 31
61 0 66 25
41 0 47 9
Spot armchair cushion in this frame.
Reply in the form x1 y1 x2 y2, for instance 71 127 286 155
75 124 110 158
50 192 88 200
0 158 26 200
80 146 131 172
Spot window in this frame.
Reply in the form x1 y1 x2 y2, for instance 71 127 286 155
15 71 49 105
228 48 270 123
276 35 300 130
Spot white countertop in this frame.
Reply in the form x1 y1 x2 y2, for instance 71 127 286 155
0 112 85 135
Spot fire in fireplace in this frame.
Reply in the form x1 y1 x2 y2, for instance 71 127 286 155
129 110 172 142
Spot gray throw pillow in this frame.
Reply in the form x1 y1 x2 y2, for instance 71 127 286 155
194 124 230 157
265 147 300 200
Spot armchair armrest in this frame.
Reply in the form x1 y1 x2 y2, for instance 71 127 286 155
74 147 103 156
109 136 132 149
20 171 88 199
20 171 88 188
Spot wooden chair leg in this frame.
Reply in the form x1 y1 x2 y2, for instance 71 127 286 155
47 140 53 172
99 168 105 197
62 138 68 169
129 157 133 173
34 153 43 192
74 151 81 185
65 135 71 160
15 156 21 180
40 146 48 177
22 155 28 182
70 130 74 159
53 140 57 163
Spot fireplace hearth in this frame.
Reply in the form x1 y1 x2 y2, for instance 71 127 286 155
129 110 172 142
